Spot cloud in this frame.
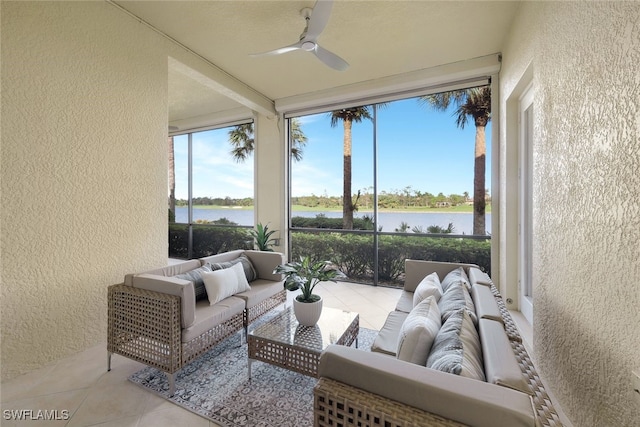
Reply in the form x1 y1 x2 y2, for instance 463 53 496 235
173 129 255 199
291 162 342 197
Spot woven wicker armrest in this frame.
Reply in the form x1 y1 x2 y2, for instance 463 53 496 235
107 283 182 374
317 345 536 427
315 377 466 427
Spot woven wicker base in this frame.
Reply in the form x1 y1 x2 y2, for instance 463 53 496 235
315 378 466 427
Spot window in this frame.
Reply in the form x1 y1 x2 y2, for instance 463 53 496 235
519 84 534 323
287 87 492 286
169 123 254 258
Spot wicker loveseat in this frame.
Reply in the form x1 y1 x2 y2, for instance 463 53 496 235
315 260 562 427
107 249 286 395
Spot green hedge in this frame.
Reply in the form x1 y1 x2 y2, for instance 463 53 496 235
291 231 490 286
169 224 491 287
169 224 251 259
291 215 374 230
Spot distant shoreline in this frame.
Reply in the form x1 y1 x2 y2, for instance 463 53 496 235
180 204 491 214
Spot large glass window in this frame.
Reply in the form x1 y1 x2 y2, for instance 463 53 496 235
288 87 492 286
169 123 254 259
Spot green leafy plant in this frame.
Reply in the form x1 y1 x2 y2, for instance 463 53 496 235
274 256 342 303
248 223 277 251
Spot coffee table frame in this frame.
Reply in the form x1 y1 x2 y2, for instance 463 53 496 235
247 306 359 379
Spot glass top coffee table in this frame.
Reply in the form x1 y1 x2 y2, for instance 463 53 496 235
248 306 359 379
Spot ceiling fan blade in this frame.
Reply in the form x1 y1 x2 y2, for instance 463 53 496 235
250 41 302 57
306 0 333 40
314 45 349 71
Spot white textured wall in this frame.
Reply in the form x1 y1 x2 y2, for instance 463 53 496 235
1 2 169 379
500 2 640 426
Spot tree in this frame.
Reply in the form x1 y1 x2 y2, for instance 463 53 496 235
329 106 373 229
420 86 491 235
229 118 307 162
229 123 254 162
168 136 175 216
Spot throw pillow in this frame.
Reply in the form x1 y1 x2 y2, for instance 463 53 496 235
174 264 212 301
397 296 441 365
208 255 257 282
202 267 238 305
229 262 251 294
438 281 478 326
413 272 443 307
440 267 471 293
426 309 485 381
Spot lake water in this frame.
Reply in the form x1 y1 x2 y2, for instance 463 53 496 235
176 207 492 235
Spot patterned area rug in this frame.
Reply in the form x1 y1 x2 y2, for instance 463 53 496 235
129 316 378 427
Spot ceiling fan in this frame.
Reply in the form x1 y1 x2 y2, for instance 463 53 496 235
250 0 349 71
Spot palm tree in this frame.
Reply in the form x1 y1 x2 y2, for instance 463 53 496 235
229 118 307 162
229 123 254 162
168 136 175 218
420 86 491 235
329 106 373 229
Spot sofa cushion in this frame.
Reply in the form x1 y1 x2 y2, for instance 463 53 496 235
174 264 212 301
244 250 286 281
471 284 503 324
124 259 201 286
131 274 196 329
412 272 443 307
235 279 283 308
207 255 257 282
468 267 493 287
427 309 485 381
394 291 414 313
438 282 478 326
397 296 441 365
441 267 471 292
479 319 532 395
202 263 251 305
182 297 245 343
371 311 408 356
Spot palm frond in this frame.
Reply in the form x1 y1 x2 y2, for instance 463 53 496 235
328 106 373 127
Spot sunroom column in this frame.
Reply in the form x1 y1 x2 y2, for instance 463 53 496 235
253 113 287 255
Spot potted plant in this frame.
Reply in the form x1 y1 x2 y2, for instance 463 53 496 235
248 223 278 251
274 256 342 326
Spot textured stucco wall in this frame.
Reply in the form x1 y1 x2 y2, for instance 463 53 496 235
500 2 640 426
1 2 169 379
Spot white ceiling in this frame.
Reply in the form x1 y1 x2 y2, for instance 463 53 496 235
113 1 519 128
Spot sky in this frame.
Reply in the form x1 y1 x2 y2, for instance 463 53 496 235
173 95 492 200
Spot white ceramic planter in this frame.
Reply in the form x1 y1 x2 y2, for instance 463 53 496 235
293 296 323 326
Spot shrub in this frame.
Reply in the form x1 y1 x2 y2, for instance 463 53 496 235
291 215 374 230
290 231 490 287
169 224 250 258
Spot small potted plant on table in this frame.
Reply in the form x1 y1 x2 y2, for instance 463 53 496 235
274 256 341 326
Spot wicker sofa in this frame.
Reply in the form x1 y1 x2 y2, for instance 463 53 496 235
107 249 286 395
315 260 562 427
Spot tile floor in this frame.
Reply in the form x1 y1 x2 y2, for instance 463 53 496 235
0 281 401 427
